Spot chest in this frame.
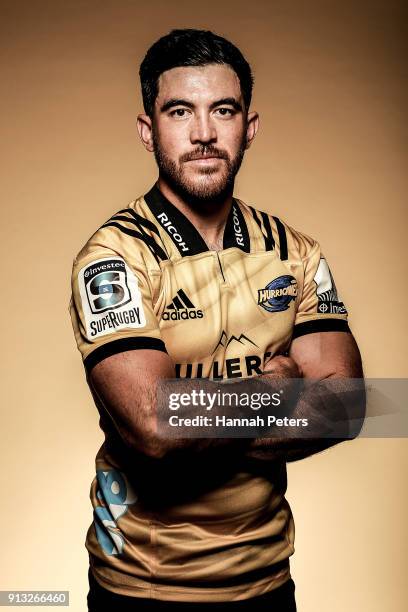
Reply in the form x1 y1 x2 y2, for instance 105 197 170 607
154 249 302 378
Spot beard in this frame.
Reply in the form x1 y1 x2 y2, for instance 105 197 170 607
152 130 247 208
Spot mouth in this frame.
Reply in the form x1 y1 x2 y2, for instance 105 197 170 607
185 156 223 164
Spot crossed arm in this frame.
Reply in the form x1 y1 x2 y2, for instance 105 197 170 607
88 329 365 463
247 331 365 462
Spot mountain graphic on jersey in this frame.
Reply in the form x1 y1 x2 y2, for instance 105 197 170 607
162 289 204 321
212 331 258 354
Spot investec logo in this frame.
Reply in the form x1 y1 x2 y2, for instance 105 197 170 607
163 289 203 321
156 212 189 252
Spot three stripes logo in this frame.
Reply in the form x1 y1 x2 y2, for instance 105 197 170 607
162 289 204 321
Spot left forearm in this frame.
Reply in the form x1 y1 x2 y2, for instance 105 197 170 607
246 377 365 462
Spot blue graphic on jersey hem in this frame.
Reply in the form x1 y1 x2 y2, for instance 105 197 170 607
92 469 137 556
258 275 298 312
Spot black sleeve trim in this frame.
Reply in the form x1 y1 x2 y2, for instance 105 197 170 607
292 319 350 339
84 337 167 373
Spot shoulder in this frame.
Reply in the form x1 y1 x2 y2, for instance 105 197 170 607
238 199 319 260
72 195 167 270
278 219 319 261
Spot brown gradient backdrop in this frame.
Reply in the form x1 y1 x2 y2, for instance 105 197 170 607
0 0 407 610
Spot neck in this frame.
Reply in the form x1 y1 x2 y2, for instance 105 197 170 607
157 175 233 249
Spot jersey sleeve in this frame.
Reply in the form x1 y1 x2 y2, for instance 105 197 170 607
292 239 350 340
69 244 166 373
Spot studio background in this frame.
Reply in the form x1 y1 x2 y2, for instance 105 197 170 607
1 0 407 610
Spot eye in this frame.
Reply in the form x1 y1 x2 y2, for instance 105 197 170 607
215 107 235 117
169 108 190 118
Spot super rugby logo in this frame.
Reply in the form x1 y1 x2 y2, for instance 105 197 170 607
156 212 189 253
84 259 131 314
79 257 146 339
258 275 298 312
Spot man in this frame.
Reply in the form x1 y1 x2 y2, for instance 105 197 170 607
69 29 364 611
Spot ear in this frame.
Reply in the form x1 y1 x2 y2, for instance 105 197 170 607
245 111 259 150
137 113 154 152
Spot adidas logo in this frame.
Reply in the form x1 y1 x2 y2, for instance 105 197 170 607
162 289 204 321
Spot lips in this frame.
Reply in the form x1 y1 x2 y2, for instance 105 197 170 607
184 154 225 163
186 158 223 169
181 149 228 163
187 156 221 161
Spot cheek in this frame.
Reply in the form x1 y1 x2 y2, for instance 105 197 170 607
219 123 247 153
155 121 188 158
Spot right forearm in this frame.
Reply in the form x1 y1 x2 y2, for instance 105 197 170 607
90 372 238 459
88 352 298 460
125 374 290 459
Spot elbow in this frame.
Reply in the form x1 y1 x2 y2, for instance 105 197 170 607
346 380 367 440
347 405 366 440
142 437 171 460
95 395 179 460
122 424 173 460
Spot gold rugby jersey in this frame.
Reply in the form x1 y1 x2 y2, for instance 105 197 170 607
69 184 349 602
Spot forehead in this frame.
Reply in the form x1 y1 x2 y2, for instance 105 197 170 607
156 64 242 105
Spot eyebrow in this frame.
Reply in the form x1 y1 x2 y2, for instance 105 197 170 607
160 97 243 113
210 98 243 112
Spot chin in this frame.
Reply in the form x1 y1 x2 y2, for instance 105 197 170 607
185 181 229 201
185 170 228 191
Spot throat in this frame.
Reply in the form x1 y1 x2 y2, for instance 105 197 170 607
202 235 224 252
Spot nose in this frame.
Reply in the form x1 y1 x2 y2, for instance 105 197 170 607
190 111 217 145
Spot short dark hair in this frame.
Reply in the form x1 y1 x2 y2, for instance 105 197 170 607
139 29 254 117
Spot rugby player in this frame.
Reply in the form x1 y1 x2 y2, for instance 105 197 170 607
70 29 364 611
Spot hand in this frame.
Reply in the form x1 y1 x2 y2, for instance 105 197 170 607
260 355 303 427
263 354 302 379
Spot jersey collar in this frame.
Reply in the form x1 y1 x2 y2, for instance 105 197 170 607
144 184 251 257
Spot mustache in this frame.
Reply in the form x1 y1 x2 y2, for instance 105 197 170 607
180 146 229 163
